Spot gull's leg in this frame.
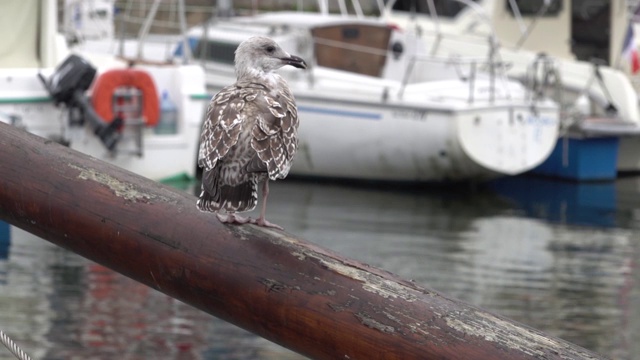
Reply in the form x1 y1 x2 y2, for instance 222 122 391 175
251 179 283 230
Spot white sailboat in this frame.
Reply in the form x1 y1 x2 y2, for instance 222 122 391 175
383 0 640 179
182 6 561 182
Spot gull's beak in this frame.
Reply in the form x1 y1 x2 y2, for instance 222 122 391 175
282 55 307 69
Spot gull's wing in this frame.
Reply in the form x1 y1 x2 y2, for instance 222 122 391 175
247 80 299 179
198 84 254 170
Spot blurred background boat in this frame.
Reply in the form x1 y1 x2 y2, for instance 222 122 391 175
382 0 640 180
71 0 563 183
52 0 640 183
186 9 561 182
0 0 208 181
188 2 565 182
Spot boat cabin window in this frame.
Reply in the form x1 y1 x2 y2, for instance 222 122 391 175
506 0 563 17
311 24 392 77
570 0 610 64
193 40 237 65
390 0 478 18
90 9 109 19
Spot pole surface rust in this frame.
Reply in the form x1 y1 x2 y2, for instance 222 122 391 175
0 123 605 359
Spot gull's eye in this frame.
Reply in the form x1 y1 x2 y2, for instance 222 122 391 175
265 45 276 53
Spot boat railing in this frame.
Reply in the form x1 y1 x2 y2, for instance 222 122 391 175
525 53 572 128
317 0 363 17
382 0 500 52
306 29 516 104
66 0 214 64
506 0 554 49
378 0 518 102
526 52 635 135
116 0 195 63
525 53 561 103
297 0 378 17
398 54 515 104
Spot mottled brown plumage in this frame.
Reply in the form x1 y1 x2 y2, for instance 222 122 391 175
197 36 306 229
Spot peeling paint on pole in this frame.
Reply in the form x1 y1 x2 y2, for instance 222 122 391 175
69 163 174 204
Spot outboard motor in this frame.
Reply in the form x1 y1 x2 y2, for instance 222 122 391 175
39 54 122 151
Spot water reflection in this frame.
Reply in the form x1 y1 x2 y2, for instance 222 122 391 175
0 227 302 360
0 221 8 285
490 176 618 227
1 176 640 359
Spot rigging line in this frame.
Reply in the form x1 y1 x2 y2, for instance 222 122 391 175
0 330 32 360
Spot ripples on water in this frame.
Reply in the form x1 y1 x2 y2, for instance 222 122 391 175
2 175 640 359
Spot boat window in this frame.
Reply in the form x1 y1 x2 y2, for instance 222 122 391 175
312 24 391 77
507 0 563 17
89 9 109 19
389 0 478 18
570 0 610 64
194 40 237 65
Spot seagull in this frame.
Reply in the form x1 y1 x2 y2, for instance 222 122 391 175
197 36 307 229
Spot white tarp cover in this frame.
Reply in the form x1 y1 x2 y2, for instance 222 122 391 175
0 1 39 68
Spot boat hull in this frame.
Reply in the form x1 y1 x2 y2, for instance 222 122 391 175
193 13 561 183
288 97 558 182
206 73 559 182
0 64 207 181
533 137 620 181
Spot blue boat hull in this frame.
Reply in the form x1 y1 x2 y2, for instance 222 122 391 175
531 137 619 181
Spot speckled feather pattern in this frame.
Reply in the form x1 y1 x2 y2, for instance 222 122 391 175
197 41 301 214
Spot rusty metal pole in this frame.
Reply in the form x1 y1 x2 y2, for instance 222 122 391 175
0 123 605 360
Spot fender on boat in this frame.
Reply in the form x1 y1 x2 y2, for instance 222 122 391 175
91 68 160 127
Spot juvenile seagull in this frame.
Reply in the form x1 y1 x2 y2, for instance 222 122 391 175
197 36 306 229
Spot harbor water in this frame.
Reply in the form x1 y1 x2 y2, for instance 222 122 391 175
2 175 640 359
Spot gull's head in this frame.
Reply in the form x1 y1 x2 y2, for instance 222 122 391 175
234 36 307 78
